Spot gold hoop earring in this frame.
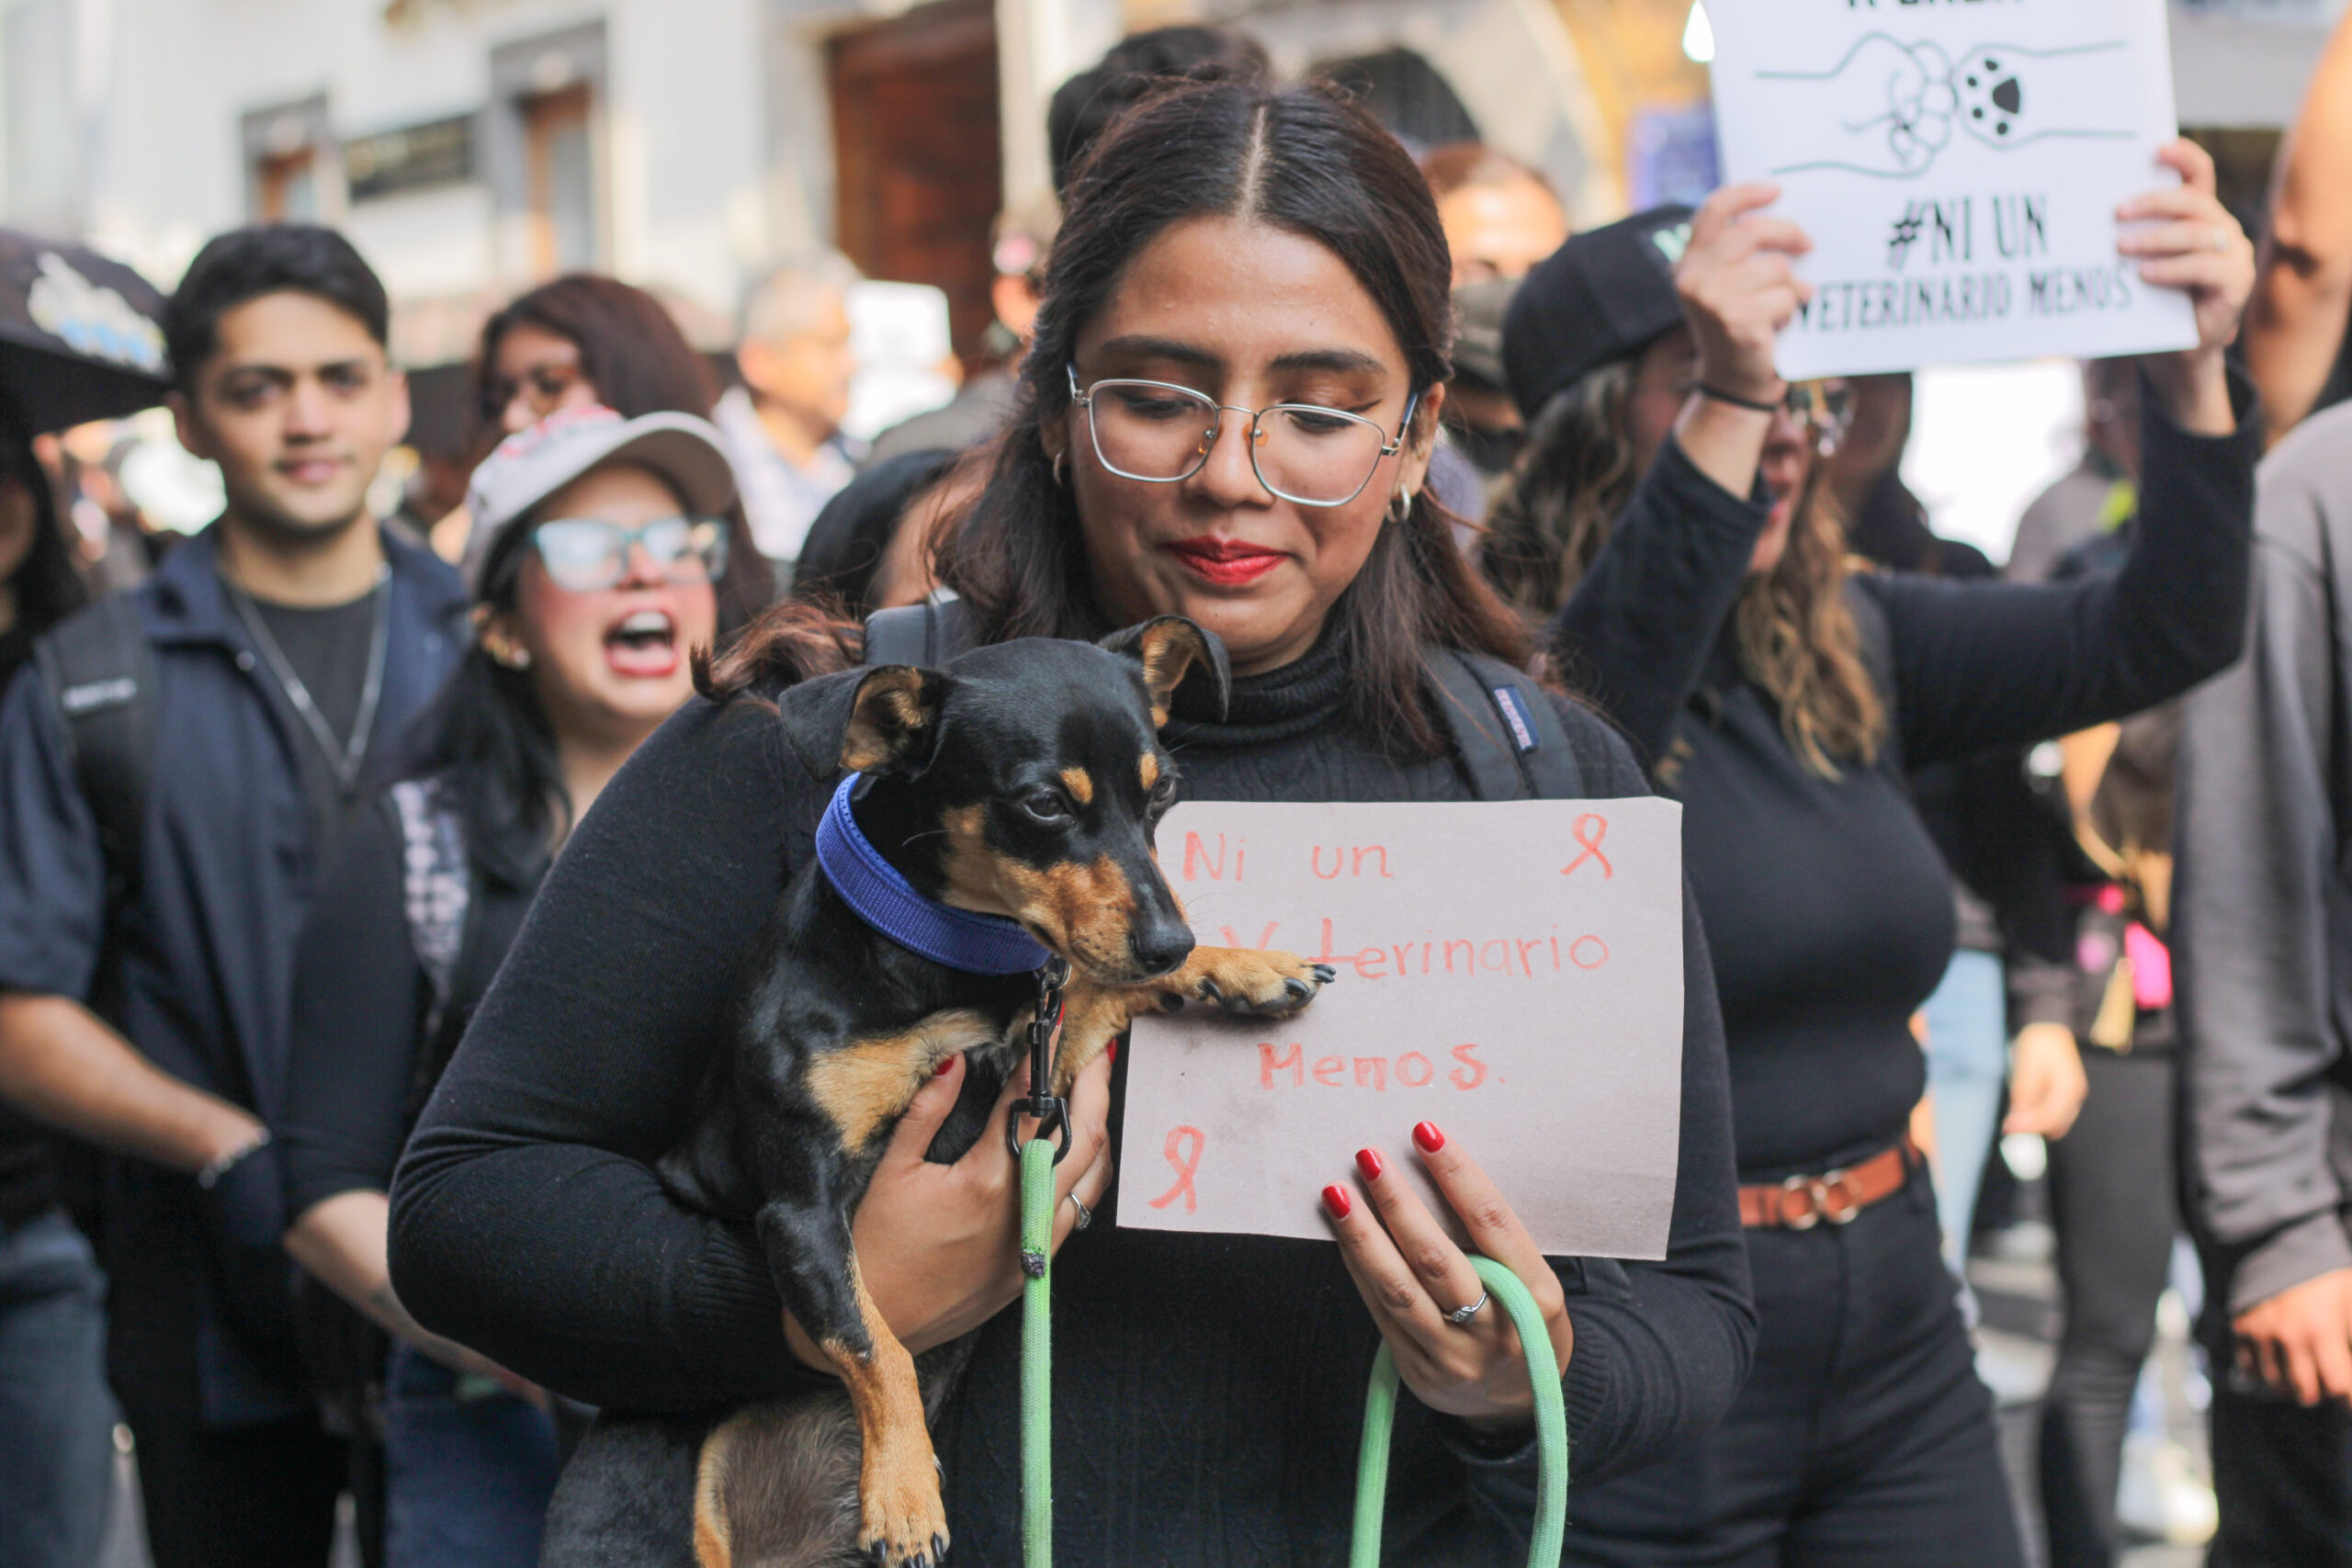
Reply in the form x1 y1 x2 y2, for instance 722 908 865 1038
1052 450 1069 488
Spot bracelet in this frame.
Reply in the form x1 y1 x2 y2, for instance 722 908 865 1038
197 1128 270 1190
1696 383 1782 415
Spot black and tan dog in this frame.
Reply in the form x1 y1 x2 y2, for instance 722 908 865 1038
656 618 1332 1568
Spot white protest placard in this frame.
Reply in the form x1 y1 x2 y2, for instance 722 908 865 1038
1704 0 2198 379
1119 799 1684 1260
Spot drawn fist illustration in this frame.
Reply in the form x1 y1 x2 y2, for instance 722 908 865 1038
1753 34 1957 179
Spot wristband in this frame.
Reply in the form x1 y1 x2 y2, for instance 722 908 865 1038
197 1128 270 1190
1697 383 1782 415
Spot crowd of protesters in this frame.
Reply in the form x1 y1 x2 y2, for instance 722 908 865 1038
7 15 2352 1568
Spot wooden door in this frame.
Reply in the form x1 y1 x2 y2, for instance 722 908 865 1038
828 0 1002 370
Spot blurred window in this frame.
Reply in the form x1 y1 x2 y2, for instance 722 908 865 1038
256 150 318 222
3 0 80 231
524 84 594 275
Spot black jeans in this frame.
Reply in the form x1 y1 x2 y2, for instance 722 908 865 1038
2040 1045 2178 1568
121 1400 347 1568
2209 1379 2352 1568
1563 1158 2025 1566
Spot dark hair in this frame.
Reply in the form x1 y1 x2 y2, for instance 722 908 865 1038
792 447 959 618
163 224 388 391
1046 27 1271 197
470 275 720 453
0 413 86 680
951 77 1528 756
471 273 776 635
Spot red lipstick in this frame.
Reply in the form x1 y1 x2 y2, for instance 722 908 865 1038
1164 536 1286 587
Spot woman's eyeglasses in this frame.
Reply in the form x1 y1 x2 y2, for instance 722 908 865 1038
481 362 586 425
1066 366 1418 508
528 516 729 593
1677 379 1852 454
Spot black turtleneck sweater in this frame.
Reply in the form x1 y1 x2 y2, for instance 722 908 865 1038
389 637 1752 1562
1551 377 2258 1175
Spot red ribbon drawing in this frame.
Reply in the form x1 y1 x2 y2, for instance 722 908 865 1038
1148 1125 1204 1213
1561 814 1612 879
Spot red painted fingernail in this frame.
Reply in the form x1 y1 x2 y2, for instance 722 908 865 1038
1413 1122 1444 1153
1107 1041 1119 1065
935 1055 956 1077
1355 1147 1384 1181
1322 1183 1352 1219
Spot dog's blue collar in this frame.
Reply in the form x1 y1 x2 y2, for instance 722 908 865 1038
813 775 1053 976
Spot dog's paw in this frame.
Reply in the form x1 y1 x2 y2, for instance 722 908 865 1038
858 1447 949 1568
1193 950 1338 1016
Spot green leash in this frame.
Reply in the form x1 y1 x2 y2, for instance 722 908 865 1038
1346 1257 1569 1566
1009 954 1567 1565
1015 1134 1570 1567
1019 1134 1057 1564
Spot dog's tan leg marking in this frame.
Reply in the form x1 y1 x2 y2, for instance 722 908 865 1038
821 1260 945 1566
804 1009 999 1153
691 1416 738 1568
1054 947 1329 1093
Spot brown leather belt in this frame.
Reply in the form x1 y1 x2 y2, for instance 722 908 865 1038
1738 1135 1920 1230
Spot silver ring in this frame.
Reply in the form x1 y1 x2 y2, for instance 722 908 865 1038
1444 1290 1489 1326
1067 1194 1091 1232
2211 229 2231 253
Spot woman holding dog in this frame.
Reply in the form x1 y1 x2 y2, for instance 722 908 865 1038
1483 155 2256 1562
277 406 731 1567
388 78 1751 1562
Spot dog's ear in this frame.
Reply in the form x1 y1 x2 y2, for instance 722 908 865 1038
841 666 949 775
1100 616 1229 728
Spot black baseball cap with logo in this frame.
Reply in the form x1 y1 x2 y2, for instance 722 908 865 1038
1502 205 1694 421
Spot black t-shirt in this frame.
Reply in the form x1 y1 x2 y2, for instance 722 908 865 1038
245 587 379 851
249 592 376 757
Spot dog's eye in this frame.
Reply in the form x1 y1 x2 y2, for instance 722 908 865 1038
1148 776 1179 815
1020 792 1070 824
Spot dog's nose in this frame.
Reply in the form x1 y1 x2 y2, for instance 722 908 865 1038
1129 921 1194 978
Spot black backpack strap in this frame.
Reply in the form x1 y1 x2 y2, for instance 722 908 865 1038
862 592 977 668
32 593 157 915
1424 649 1587 801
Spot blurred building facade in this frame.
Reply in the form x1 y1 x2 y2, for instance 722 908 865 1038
0 0 2337 384
0 0 1610 367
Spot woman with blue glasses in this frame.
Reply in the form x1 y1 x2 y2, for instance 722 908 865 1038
274 405 729 1568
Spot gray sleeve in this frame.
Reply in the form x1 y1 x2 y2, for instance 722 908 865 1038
2176 458 2352 1316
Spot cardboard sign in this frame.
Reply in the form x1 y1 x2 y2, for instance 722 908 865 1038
1120 799 1685 1260
1705 0 2198 379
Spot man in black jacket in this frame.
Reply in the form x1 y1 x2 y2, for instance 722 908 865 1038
0 226 464 1568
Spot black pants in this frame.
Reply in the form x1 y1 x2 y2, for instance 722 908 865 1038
1564 1159 2025 1566
121 1400 347 1568
2040 1045 2177 1568
2209 1379 2352 1568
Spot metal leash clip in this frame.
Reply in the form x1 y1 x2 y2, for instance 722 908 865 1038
1007 956 1072 1163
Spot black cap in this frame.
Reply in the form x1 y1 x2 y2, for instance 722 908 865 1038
1502 205 1693 421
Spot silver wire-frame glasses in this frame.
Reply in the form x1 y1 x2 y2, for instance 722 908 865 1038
1066 364 1418 507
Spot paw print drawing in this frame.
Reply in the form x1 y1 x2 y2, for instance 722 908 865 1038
1754 35 2132 179
1951 44 2131 150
